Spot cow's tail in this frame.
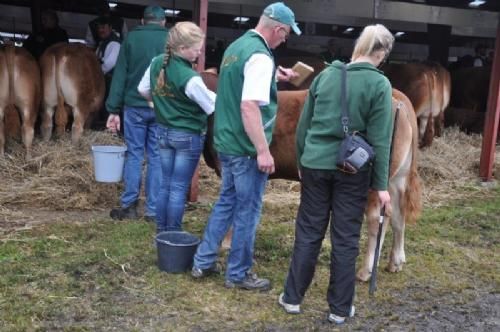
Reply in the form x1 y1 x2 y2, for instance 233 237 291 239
54 52 66 122
404 101 422 224
5 45 15 108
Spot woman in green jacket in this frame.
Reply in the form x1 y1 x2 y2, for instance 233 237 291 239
278 24 395 325
138 22 216 233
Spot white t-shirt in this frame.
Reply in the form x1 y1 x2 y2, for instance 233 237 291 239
137 64 216 115
241 29 274 106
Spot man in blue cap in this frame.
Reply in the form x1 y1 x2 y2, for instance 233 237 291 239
192 2 301 291
106 6 168 222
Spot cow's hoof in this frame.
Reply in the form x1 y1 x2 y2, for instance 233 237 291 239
386 262 404 273
356 268 371 282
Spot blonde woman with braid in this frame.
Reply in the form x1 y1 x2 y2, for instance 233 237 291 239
138 21 216 233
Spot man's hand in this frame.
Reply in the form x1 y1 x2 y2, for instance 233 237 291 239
257 150 275 174
276 65 299 82
106 114 121 133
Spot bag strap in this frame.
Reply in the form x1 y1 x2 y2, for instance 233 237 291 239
340 64 349 137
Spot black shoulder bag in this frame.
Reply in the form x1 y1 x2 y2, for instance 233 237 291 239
336 64 375 174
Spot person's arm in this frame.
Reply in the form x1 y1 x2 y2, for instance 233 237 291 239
101 41 120 75
185 76 216 115
137 65 152 101
241 54 275 174
241 100 274 174
366 78 393 192
105 39 128 114
295 86 316 170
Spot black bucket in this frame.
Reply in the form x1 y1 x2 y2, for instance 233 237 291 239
156 231 201 273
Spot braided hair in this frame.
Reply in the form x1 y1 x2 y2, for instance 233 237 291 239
155 21 205 90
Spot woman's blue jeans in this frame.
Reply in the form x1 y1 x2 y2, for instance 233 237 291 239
193 153 269 282
121 106 160 217
156 125 205 233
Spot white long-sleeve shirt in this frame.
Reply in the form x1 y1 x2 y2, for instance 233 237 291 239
138 65 216 115
98 41 120 75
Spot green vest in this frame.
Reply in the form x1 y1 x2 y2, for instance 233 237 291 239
150 55 207 133
214 30 278 156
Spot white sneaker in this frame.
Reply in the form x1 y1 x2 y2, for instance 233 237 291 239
278 293 301 314
328 305 355 324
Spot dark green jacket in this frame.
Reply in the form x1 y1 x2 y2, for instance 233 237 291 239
106 24 168 113
296 60 393 190
214 30 277 156
150 55 207 133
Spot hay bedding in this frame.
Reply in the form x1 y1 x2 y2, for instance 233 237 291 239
0 127 498 218
0 131 123 212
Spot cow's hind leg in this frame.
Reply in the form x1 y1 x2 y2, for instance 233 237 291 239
71 105 86 143
41 105 56 141
357 194 390 282
19 105 36 160
387 184 406 273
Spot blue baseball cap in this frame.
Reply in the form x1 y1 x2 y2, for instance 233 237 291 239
143 6 165 20
263 2 301 36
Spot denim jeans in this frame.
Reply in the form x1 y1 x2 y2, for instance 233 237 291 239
156 125 205 233
193 153 268 282
121 106 160 217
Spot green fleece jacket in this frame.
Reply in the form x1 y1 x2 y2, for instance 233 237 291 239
106 24 168 113
296 60 393 190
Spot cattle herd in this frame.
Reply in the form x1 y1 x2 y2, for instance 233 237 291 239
0 43 104 160
0 42 493 280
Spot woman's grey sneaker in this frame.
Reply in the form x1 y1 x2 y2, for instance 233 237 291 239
191 264 221 279
328 305 355 324
278 293 301 314
224 272 271 291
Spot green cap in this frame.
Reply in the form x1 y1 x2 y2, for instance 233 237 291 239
263 2 301 35
143 6 165 20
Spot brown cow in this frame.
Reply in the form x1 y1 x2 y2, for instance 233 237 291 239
0 45 41 160
382 62 450 148
201 71 422 278
39 43 105 143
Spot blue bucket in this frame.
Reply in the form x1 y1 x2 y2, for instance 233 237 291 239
156 231 201 273
91 145 127 183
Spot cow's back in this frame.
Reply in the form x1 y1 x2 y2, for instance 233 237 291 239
41 43 104 113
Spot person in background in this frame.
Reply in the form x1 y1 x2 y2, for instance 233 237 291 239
92 16 121 129
23 9 68 59
191 2 301 292
106 6 168 222
138 21 216 234
277 24 394 325
95 16 121 76
473 44 486 67
86 0 127 49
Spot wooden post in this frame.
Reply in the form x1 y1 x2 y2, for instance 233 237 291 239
189 0 209 202
479 22 500 182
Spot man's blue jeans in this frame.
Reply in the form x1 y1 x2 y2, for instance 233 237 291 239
156 125 205 233
121 106 160 217
193 153 268 282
